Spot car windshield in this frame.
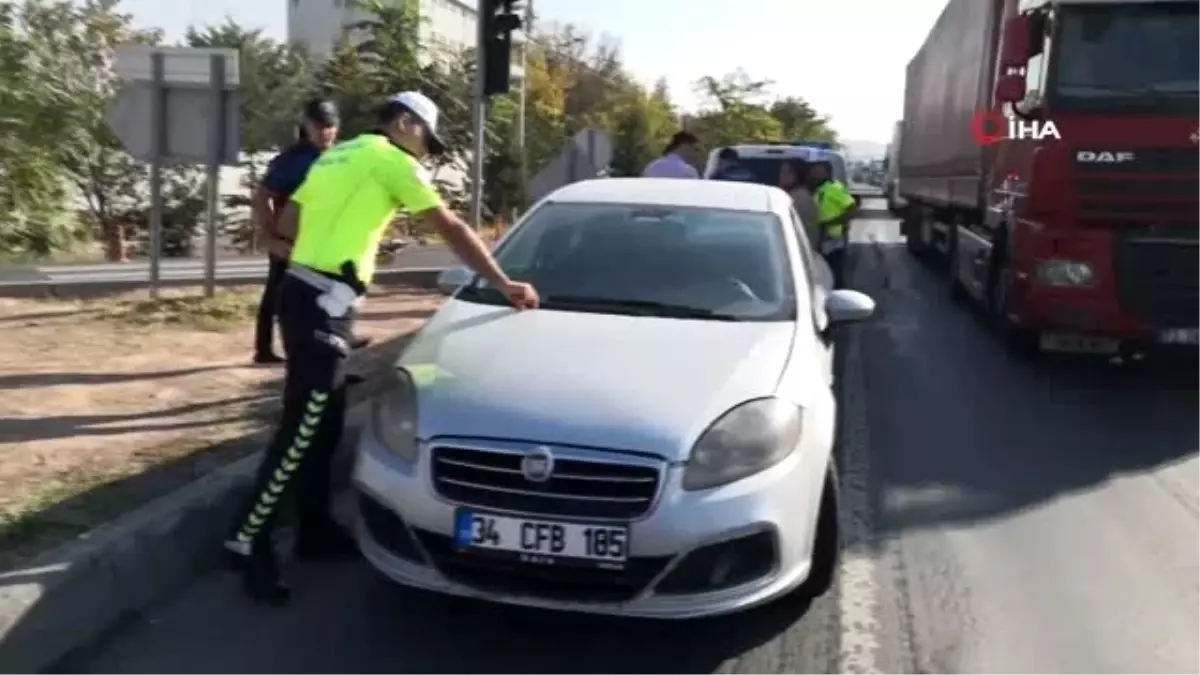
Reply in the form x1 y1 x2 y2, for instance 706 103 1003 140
457 203 797 322
726 154 849 186
1051 3 1198 113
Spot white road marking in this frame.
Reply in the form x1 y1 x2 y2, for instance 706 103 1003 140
836 308 883 673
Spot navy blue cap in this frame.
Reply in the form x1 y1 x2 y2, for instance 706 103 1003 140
303 99 340 126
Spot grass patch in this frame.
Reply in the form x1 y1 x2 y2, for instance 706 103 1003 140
0 464 134 565
0 430 271 570
96 290 260 331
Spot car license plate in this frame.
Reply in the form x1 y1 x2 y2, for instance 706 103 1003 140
1158 328 1199 345
1039 332 1120 354
453 509 628 566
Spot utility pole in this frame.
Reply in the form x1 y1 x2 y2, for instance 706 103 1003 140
468 4 488 230
515 0 532 217
471 0 523 230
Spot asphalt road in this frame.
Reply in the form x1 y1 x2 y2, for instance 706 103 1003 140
63 199 1198 673
0 245 455 288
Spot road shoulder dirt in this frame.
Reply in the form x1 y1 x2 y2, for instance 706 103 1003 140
0 283 441 570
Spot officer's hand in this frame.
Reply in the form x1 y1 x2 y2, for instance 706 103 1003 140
500 281 539 310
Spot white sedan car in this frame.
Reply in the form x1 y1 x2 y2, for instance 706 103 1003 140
352 178 875 619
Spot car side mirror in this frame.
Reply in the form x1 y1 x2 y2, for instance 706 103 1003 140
436 267 472 296
825 289 875 324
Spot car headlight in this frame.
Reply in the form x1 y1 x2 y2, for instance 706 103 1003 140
681 398 803 491
370 367 419 462
1036 260 1095 287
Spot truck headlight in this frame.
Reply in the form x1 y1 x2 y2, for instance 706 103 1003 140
1036 260 1095 287
370 367 419 462
682 398 803 491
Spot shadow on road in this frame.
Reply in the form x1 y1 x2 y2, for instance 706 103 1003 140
0 308 104 325
0 365 241 390
843 240 1198 536
0 393 275 443
334 575 823 674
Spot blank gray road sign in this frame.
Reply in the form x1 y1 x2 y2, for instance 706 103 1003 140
104 46 241 166
105 83 240 166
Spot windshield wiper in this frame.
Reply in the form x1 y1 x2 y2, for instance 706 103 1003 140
542 295 744 321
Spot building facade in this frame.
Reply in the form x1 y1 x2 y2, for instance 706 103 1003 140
287 0 479 61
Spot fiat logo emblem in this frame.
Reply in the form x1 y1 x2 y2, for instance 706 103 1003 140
520 447 555 483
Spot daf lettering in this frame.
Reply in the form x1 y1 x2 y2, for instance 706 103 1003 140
1076 151 1135 163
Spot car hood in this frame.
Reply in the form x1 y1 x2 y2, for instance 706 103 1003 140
395 298 798 461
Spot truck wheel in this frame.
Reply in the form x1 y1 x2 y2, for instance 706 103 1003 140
947 227 968 304
903 207 926 257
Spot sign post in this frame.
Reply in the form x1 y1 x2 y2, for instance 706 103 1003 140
104 46 241 297
149 52 165 298
204 54 228 298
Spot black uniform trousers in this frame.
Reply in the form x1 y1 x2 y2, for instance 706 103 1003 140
253 255 290 357
824 249 846 289
230 273 356 553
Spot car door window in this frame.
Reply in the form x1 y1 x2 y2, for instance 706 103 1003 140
789 207 829 333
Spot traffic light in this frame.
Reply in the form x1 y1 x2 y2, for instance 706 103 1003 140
481 0 522 97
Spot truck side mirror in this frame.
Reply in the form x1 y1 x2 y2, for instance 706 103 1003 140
995 74 1026 104
999 15 1031 69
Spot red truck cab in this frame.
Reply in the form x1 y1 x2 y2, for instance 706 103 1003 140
904 0 1198 356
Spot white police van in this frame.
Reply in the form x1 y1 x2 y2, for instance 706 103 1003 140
702 142 851 187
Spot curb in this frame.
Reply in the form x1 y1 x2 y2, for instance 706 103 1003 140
0 386 378 673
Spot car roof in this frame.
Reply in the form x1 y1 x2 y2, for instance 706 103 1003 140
544 177 791 213
711 144 847 162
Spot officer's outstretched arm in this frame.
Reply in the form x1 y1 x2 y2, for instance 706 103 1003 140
420 205 511 288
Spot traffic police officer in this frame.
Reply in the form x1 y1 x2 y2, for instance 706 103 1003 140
252 99 340 364
808 160 858 288
225 91 540 604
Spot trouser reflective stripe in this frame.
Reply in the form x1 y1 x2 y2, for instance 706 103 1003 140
226 276 354 556
233 390 330 545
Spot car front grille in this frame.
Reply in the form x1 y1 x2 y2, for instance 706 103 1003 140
430 444 662 520
1114 229 1200 327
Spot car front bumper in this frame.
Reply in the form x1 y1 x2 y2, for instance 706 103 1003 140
351 424 830 619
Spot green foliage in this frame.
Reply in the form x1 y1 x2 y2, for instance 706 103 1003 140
0 0 843 260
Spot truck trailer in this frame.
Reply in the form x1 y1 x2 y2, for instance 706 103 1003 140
897 0 1198 356
883 120 906 214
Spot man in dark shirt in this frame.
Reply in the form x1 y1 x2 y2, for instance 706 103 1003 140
710 147 756 182
252 100 340 364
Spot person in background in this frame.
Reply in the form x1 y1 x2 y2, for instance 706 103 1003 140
642 131 701 178
710 147 756 182
807 160 858 288
252 99 341 364
780 159 822 246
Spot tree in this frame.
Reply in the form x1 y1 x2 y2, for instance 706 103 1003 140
0 2 74 256
608 78 678 177
8 0 166 261
688 70 783 148
187 20 313 253
186 20 312 154
770 97 839 146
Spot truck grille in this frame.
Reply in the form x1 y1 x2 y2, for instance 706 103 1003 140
1074 148 1197 175
1075 148 1198 221
1114 230 1200 327
430 445 662 520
